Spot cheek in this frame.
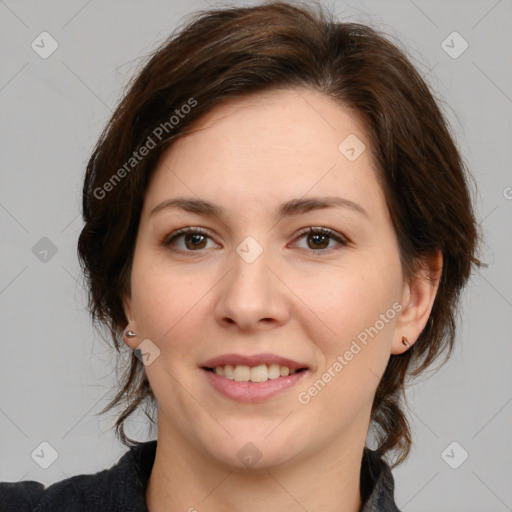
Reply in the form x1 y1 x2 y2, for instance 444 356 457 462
129 252 219 355
298 274 400 415
130 254 188 335
303 261 400 343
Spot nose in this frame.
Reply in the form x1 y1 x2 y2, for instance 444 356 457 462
214 242 290 332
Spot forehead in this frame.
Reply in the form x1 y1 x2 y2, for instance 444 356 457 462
143 88 383 219
175 87 367 161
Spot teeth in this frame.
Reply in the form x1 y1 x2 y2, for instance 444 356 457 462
268 364 281 379
233 365 250 382
224 365 234 379
250 364 268 383
213 364 301 382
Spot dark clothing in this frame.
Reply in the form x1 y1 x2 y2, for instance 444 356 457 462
1 441 401 511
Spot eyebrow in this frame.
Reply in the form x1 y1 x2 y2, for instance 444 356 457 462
150 196 369 220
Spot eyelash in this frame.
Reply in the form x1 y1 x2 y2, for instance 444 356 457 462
161 226 348 255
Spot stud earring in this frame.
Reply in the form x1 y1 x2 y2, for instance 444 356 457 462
402 336 410 348
125 329 137 338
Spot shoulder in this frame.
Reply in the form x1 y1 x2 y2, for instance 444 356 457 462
0 471 110 512
0 441 157 512
0 480 45 512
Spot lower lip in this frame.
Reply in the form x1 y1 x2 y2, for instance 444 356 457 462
202 368 309 403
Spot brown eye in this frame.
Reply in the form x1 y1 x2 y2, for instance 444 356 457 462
307 232 330 249
164 228 216 253
183 233 207 250
294 227 348 252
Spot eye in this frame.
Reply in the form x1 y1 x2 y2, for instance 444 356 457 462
162 227 217 252
161 226 348 254
292 227 348 252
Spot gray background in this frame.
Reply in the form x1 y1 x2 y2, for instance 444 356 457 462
1 1 511 510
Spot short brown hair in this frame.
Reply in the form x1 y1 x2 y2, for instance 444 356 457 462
78 0 481 466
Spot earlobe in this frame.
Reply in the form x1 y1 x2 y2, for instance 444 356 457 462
391 250 442 355
401 336 410 349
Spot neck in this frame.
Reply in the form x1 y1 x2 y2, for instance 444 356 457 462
145 415 366 512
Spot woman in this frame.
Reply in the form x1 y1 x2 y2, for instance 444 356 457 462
0 1 480 511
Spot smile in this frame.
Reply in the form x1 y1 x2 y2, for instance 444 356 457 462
206 363 304 382
201 366 309 403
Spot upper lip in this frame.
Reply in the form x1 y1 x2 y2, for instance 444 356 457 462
201 353 309 371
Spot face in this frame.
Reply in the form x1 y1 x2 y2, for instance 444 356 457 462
123 88 416 471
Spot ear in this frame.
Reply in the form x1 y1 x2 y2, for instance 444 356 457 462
391 250 442 355
122 293 133 321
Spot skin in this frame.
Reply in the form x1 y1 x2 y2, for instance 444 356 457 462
122 87 441 512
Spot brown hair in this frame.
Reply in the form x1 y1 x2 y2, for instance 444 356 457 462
78 0 481 467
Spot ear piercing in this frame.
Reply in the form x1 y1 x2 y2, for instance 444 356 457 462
125 329 412 350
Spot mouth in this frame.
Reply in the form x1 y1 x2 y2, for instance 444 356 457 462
199 354 310 403
201 364 308 383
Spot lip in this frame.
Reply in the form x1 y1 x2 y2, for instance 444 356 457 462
200 352 309 372
202 367 310 403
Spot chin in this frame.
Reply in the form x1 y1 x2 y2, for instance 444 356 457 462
202 432 301 472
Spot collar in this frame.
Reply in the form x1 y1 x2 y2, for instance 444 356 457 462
359 446 402 511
